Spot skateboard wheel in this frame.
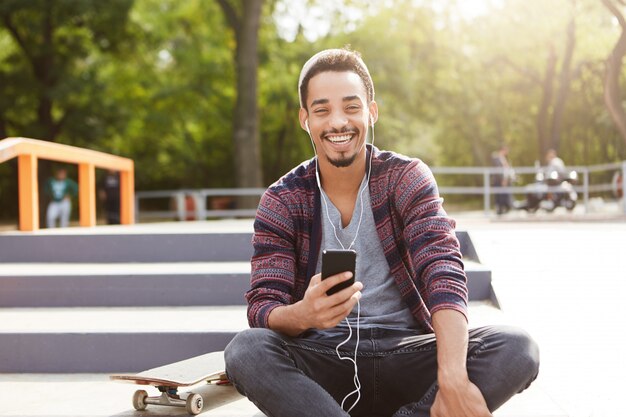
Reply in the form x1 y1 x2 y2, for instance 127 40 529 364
186 393 203 415
132 389 148 411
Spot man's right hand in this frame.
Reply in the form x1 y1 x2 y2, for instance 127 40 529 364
299 272 363 329
267 272 362 336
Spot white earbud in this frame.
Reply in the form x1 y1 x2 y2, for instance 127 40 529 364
305 119 310 133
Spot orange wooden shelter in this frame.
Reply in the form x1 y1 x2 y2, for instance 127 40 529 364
0 137 134 231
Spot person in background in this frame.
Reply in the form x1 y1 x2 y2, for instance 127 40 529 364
545 149 565 178
491 145 515 215
98 169 120 224
45 168 78 228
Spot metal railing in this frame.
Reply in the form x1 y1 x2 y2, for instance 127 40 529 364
136 188 265 221
432 161 626 215
135 161 626 221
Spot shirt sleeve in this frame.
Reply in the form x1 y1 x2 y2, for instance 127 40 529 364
394 160 468 321
246 188 298 328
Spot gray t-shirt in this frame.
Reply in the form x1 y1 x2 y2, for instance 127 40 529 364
315 177 419 330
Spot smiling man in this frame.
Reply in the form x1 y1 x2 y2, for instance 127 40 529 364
225 48 539 417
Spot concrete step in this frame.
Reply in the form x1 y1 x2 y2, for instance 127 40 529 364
0 302 564 415
0 232 254 263
0 221 479 264
464 260 496 305
0 306 248 373
0 260 492 307
0 303 501 374
0 262 251 307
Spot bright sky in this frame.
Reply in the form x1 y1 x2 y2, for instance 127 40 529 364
273 0 504 42
456 0 503 20
273 0 364 42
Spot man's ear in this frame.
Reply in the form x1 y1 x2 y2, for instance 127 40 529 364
299 108 309 132
368 101 379 127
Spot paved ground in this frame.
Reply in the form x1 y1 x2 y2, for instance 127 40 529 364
0 372 562 417
1 212 624 416
454 211 626 417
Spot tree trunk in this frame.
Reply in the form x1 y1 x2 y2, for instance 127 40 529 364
536 45 557 159
550 14 576 153
602 0 626 148
2 2 58 142
216 0 264 199
38 0 56 141
34 2 56 225
233 1 263 190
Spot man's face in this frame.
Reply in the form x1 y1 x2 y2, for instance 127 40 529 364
56 170 67 180
299 71 377 168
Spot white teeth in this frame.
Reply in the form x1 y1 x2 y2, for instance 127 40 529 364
327 134 352 143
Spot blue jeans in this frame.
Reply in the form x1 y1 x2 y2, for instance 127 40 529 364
225 325 539 417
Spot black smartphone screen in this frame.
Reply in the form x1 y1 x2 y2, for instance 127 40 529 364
321 249 357 296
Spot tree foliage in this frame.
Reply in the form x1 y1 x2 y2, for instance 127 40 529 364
0 0 134 142
2 0 626 220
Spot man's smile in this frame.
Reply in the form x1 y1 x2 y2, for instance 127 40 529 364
322 130 358 148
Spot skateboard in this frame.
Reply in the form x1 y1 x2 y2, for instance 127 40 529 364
110 351 229 415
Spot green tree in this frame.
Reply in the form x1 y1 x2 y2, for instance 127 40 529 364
602 0 626 149
105 0 237 190
0 0 134 143
216 0 264 191
0 0 134 221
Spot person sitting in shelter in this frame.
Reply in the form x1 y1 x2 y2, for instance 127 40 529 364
98 169 120 225
45 167 78 228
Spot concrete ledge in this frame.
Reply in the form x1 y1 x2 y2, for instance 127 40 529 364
0 306 248 372
464 260 497 305
0 332 236 373
0 306 249 333
0 303 504 373
0 233 255 263
0 229 477 263
0 262 251 307
0 260 491 307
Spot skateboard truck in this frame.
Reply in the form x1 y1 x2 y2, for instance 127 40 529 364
110 351 228 415
133 386 203 415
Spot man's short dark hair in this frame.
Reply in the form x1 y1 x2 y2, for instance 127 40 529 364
298 48 375 110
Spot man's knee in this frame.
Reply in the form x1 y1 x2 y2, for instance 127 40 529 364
472 325 539 382
225 328 283 381
486 325 540 388
518 331 539 390
503 326 539 376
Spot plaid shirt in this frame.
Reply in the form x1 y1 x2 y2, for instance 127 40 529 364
247 145 468 333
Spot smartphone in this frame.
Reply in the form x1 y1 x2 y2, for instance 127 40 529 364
321 249 357 296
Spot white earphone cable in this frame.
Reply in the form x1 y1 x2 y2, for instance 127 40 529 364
338 298 361 412
307 118 375 413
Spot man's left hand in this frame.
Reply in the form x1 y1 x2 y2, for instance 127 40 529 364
431 378 492 417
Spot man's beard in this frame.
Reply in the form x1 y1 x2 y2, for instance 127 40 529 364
322 125 360 168
327 151 359 168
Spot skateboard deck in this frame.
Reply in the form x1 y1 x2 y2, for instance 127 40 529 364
110 351 230 415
